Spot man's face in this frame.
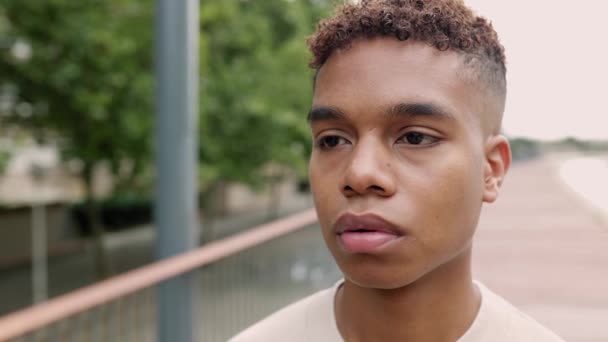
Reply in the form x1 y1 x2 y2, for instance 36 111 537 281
309 38 494 289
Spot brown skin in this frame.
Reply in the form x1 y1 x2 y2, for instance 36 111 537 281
309 38 511 341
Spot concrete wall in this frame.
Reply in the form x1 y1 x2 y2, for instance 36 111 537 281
0 177 312 268
0 204 81 268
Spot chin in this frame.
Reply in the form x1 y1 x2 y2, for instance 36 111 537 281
345 271 423 290
337 259 427 290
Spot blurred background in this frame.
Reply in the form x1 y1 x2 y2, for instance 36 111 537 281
0 0 606 341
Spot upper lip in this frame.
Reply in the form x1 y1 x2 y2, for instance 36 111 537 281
334 213 405 236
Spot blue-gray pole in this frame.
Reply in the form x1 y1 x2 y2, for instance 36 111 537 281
154 0 200 341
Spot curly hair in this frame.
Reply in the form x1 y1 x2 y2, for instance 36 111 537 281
307 0 506 98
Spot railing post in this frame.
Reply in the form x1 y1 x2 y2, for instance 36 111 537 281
31 204 48 304
154 0 200 341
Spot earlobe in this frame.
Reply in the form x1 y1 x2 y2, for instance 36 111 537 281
482 135 511 203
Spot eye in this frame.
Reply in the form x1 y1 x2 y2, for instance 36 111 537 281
398 132 440 146
315 135 349 149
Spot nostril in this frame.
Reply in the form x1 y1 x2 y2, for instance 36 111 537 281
343 184 386 195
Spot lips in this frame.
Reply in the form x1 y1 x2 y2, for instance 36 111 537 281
334 213 406 253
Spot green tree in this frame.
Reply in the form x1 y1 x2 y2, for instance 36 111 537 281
199 0 330 225
0 0 332 268
0 0 154 278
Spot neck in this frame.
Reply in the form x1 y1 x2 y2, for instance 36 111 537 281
335 248 480 342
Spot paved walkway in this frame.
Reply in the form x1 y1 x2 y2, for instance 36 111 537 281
473 154 608 342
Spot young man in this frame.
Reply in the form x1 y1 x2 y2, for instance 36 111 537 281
232 0 564 341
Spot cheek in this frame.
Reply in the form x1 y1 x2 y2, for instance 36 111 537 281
436 164 482 221
309 155 327 200
309 155 336 225
309 163 344 257
409 151 484 244
444 164 483 239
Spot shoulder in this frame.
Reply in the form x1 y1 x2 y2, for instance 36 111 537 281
460 281 565 342
229 282 342 342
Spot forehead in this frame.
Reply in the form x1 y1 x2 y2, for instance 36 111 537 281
313 38 483 128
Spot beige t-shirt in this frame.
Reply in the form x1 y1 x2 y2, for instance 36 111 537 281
230 280 565 342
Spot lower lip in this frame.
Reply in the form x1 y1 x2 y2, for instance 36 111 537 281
338 231 401 253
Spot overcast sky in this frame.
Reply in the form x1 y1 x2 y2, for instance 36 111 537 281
466 0 607 140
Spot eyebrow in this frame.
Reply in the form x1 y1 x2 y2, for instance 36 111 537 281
307 106 346 122
308 102 455 123
386 102 456 121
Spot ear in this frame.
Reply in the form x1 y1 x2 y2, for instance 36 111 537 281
482 135 511 203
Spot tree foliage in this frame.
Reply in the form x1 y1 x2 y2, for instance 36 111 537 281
199 0 331 190
1 0 155 277
1 0 331 197
0 0 332 259
0 0 155 196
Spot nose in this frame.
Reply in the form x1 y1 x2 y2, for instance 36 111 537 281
340 138 396 198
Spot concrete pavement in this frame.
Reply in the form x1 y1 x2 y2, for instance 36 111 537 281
473 154 608 341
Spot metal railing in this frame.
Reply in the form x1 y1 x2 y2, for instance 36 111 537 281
0 208 341 341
